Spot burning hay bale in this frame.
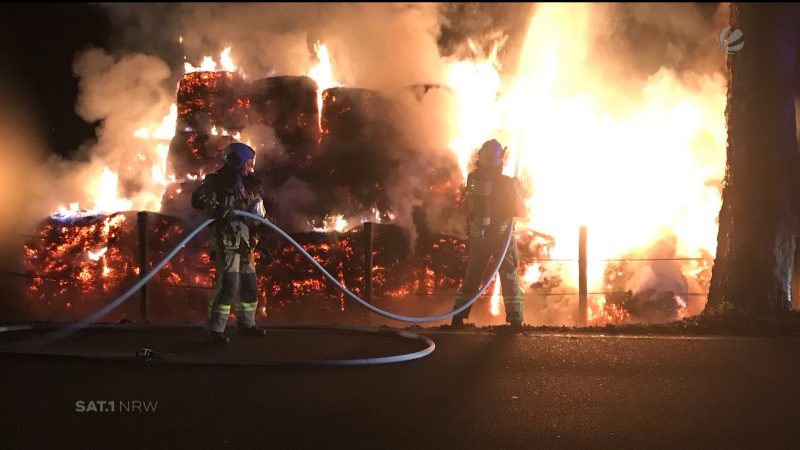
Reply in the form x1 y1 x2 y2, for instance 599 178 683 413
169 73 323 179
598 254 712 324
310 87 397 216
167 71 248 179
167 132 235 178
412 236 466 295
21 212 191 323
319 87 394 140
261 223 412 305
262 231 355 308
17 204 570 324
626 289 683 323
176 71 248 134
248 76 319 160
601 289 684 324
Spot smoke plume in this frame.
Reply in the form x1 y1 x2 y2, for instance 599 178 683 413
5 3 737 325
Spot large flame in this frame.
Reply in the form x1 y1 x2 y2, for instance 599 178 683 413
446 40 503 179
43 7 725 325
307 42 342 131
311 214 349 233
54 45 241 217
489 272 502 316
184 47 238 73
445 4 725 323
54 101 178 217
91 167 133 213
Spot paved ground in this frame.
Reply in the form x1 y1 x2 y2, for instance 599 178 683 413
1 326 800 449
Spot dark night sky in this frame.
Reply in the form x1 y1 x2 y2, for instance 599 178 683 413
0 3 110 158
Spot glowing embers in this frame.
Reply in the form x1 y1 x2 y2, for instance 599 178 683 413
262 225 411 303
22 209 705 325
22 212 187 322
319 87 393 139
248 76 320 164
167 132 233 179
176 71 249 136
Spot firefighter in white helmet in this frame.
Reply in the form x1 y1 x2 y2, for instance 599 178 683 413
452 139 525 328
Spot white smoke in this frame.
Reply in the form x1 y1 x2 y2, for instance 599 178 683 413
101 3 461 239
107 3 447 89
6 3 733 325
270 176 318 231
244 124 287 164
22 48 175 217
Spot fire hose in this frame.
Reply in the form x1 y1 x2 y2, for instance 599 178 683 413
0 213 513 366
234 141 523 325
0 323 435 367
1 150 522 365
235 210 516 323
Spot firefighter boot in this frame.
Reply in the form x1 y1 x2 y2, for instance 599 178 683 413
238 326 266 338
235 299 264 337
505 301 523 329
208 304 232 344
209 331 230 345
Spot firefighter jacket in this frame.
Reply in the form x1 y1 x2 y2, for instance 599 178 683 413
465 167 525 237
192 169 265 252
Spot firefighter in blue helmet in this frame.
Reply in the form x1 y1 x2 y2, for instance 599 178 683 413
452 139 526 328
192 142 268 344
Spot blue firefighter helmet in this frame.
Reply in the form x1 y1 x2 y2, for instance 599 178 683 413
477 139 505 167
222 142 255 169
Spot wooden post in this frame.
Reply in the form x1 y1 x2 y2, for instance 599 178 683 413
364 222 374 304
578 225 587 326
137 211 149 323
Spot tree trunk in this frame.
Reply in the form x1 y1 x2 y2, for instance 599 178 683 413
707 3 800 315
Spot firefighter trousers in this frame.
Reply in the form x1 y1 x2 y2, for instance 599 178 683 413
453 230 524 323
207 247 258 333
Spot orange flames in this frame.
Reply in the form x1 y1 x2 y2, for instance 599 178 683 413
446 40 503 180
311 214 349 233
307 42 341 132
53 48 245 218
443 4 724 324
41 4 726 326
489 273 502 316
184 47 237 73
55 102 179 217
22 212 199 321
24 214 129 300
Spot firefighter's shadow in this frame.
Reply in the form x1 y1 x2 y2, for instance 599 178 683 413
428 330 521 414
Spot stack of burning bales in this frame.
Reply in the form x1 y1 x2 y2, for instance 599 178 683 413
313 87 397 218
22 212 194 323
171 71 248 175
23 69 519 323
162 69 475 310
23 67 669 326
249 75 319 168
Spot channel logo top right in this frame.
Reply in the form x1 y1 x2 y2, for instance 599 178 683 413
717 26 745 55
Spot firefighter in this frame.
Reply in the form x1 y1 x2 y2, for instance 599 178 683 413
452 139 526 328
192 142 268 344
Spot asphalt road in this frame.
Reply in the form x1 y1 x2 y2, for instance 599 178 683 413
1 327 799 449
